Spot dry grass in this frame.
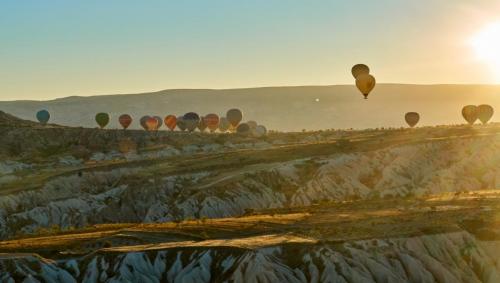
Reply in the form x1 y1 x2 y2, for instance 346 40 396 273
1 191 499 258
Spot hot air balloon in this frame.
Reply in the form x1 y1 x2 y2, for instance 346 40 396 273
140 116 150 130
227 108 243 127
254 125 267 137
164 115 177 131
119 114 133 129
183 112 200 132
236 123 250 135
351 64 370 79
197 116 208 132
404 112 420 128
218 117 230 132
477 104 494 124
246 120 258 130
462 105 478 125
177 116 187 131
36 110 50 125
95 113 110 129
355 74 376 99
145 116 159 131
153 116 163 129
204 114 220 132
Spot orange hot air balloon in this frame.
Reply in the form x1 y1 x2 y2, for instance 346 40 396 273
164 115 177 131
119 114 133 129
351 64 370 79
462 105 478 125
355 74 376 99
404 112 420 128
204 113 220 132
477 104 494 124
145 116 159 131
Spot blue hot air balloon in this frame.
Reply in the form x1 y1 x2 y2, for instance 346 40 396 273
36 110 50 125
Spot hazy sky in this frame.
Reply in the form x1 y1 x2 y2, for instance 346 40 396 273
2 0 500 101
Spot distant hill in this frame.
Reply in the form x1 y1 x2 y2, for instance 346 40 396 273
1 84 500 131
0 111 41 128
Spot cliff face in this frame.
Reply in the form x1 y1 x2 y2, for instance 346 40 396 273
1 135 499 238
1 232 499 283
2 111 500 281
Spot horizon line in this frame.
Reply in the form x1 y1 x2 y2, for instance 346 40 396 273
2 82 500 103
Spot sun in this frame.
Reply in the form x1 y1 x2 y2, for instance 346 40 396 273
471 22 500 78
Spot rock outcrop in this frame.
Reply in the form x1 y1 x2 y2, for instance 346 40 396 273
1 135 499 238
1 231 498 282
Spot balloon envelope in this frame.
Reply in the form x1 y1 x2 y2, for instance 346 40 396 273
204 114 220 132
226 109 243 127
154 116 163 129
236 123 250 134
477 104 494 124
355 74 376 99
462 105 478 125
218 117 230 132
164 115 177 131
176 116 187 131
246 120 258 130
140 116 150 130
95 113 110 129
145 117 159 131
184 112 200 132
197 116 208 132
404 112 420 128
119 114 132 129
254 125 267 137
36 110 50 125
351 64 370 79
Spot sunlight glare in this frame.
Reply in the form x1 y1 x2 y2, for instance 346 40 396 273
471 22 500 79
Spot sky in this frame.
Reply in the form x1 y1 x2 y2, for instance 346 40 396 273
2 0 500 101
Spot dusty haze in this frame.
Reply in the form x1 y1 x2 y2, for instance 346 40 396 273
1 84 499 131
